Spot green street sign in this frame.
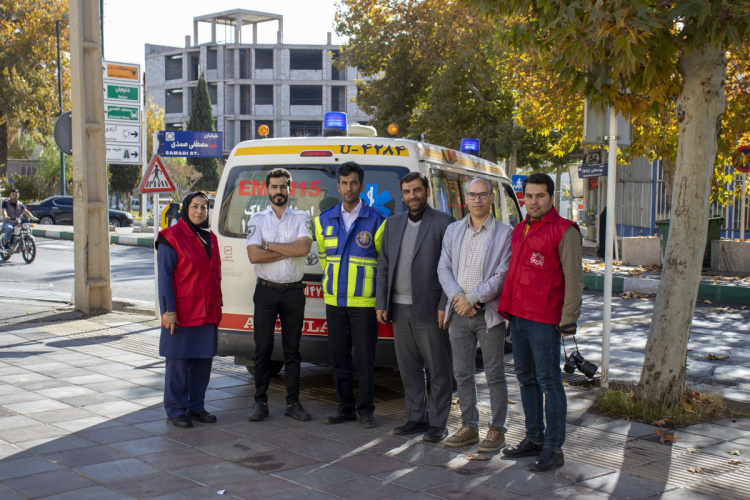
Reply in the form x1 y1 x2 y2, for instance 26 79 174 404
106 105 139 122
106 84 139 102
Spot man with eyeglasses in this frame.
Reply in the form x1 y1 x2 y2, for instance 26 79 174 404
437 177 513 453
246 168 313 423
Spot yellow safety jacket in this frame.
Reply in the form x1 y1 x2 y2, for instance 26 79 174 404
314 202 386 307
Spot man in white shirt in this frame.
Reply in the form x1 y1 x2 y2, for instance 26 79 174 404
246 168 313 422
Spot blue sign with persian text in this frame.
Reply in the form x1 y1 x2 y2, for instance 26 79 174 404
578 164 607 178
158 131 223 158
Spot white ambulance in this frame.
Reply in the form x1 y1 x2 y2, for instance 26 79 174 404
212 115 523 375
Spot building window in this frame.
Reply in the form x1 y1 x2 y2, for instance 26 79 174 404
255 49 273 70
240 120 253 141
166 89 183 114
240 85 251 114
165 55 182 81
189 53 200 81
331 86 346 112
290 121 322 137
255 120 274 139
208 84 218 105
239 49 251 78
20 164 36 176
290 49 322 70
165 123 183 131
330 50 343 80
255 85 273 106
207 48 217 70
290 86 322 106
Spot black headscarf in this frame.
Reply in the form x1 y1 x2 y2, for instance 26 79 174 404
156 192 211 258
180 191 211 258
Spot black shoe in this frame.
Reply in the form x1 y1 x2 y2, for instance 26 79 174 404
166 415 193 428
249 402 269 422
359 414 376 429
422 426 448 442
187 411 217 423
502 438 544 458
323 411 357 425
285 402 311 421
393 420 430 435
529 448 565 472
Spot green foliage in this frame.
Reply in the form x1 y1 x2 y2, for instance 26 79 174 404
186 72 219 191
108 164 141 195
597 387 736 427
0 0 70 171
4 173 54 201
335 0 561 168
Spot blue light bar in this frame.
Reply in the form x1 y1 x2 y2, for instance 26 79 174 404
323 112 348 137
460 138 480 156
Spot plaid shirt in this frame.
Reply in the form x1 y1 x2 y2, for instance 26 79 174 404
456 214 493 294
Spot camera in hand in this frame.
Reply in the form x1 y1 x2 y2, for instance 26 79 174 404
563 350 598 378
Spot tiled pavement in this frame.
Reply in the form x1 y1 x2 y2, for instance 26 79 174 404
1 305 750 499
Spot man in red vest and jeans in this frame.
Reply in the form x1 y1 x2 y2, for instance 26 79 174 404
498 173 584 472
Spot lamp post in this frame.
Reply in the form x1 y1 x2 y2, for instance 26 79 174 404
56 17 66 196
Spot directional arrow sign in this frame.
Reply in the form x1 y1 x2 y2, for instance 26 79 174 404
139 155 176 193
105 104 140 122
105 124 140 144
105 83 139 102
106 144 141 164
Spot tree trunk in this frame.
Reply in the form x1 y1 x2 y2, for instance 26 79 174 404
635 45 726 404
554 164 562 209
508 144 517 177
0 117 7 178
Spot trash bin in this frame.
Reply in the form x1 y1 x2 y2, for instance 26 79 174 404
655 217 725 262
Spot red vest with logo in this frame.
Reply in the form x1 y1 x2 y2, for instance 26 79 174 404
498 206 578 325
161 219 222 327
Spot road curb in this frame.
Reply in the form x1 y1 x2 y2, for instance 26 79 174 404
584 273 750 304
32 228 153 248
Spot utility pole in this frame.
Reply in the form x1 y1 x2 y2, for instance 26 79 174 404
70 0 112 314
56 18 66 196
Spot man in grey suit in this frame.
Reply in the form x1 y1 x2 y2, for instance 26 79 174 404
376 172 456 442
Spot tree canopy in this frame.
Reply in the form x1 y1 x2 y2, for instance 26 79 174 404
0 0 69 174
186 72 219 192
335 0 566 169
466 0 750 404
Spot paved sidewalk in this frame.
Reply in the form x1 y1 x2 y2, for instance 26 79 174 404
1 299 749 499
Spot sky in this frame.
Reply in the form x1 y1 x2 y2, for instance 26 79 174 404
102 0 348 70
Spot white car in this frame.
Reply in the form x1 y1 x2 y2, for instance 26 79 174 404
129 198 152 211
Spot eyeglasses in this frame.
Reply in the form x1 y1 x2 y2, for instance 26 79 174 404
466 192 490 201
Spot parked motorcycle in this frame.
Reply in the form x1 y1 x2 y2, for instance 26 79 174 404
0 217 37 263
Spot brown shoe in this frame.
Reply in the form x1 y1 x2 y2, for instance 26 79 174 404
444 426 479 447
479 428 506 453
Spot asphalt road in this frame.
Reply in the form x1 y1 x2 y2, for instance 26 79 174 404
0 237 155 307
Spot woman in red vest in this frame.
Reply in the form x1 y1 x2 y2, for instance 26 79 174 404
157 192 222 428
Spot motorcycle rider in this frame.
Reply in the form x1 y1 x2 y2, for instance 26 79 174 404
2 189 37 249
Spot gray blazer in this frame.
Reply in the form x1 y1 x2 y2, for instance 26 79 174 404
376 206 455 321
437 214 513 329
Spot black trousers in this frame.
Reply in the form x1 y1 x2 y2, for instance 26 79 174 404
252 284 305 404
326 305 378 415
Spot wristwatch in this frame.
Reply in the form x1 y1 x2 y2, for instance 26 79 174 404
261 241 269 250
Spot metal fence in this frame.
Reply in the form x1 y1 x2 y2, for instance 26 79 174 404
654 161 749 237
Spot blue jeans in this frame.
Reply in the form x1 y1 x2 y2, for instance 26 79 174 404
2 222 13 246
449 311 508 431
510 316 567 450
